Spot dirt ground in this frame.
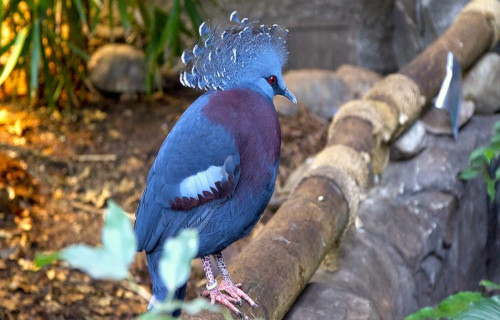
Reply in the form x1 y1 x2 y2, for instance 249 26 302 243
0 89 327 319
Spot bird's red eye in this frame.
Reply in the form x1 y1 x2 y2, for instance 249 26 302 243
268 76 277 85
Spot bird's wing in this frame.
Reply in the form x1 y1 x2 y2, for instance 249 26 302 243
135 95 241 252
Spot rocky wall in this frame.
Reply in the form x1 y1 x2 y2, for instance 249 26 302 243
286 115 500 319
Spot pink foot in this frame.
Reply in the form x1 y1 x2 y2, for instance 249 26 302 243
218 280 258 307
201 286 242 316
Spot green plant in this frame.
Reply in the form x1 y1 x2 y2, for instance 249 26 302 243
405 281 500 320
103 0 207 94
460 121 500 202
1 0 92 107
0 0 206 107
35 200 231 319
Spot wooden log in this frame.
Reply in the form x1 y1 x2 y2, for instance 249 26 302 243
183 1 500 319
400 11 496 100
183 177 349 319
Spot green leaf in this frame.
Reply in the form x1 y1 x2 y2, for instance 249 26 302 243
437 291 483 317
89 0 103 33
162 0 181 59
61 245 128 279
60 201 136 280
30 18 42 100
67 41 90 62
145 7 169 94
0 26 29 86
460 168 480 180
117 0 131 30
481 280 500 291
107 0 115 40
102 200 136 270
184 0 203 34
469 147 487 165
72 0 89 34
406 306 441 320
491 133 500 144
493 121 500 134
486 177 496 204
405 291 483 320
159 229 199 292
455 295 500 320
34 252 60 268
484 147 497 164
48 77 64 108
137 1 151 33
183 298 220 314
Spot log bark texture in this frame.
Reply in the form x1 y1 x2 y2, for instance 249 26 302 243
183 1 500 319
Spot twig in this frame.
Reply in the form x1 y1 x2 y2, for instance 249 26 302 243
122 275 152 303
75 154 117 162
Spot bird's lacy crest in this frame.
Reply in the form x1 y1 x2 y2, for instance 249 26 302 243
180 11 289 91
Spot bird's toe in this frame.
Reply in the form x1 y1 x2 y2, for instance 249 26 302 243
203 287 242 315
219 280 258 308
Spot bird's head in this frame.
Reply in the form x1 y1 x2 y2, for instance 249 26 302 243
180 11 296 104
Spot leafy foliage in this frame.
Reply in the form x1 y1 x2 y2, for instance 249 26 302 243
0 0 206 107
34 200 229 319
160 229 199 294
460 121 500 202
405 292 483 320
406 281 500 320
454 296 500 320
59 200 136 280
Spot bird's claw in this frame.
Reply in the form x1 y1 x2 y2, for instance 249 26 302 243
219 280 258 308
202 287 243 316
201 280 258 315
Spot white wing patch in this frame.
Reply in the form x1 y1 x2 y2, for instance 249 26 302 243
179 165 225 200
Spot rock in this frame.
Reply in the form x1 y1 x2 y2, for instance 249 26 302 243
422 99 475 137
274 95 300 117
463 53 500 114
390 120 427 160
286 284 382 320
393 0 470 68
88 44 147 94
288 115 500 319
334 64 382 99
276 69 350 119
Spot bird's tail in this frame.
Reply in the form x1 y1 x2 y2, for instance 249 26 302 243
146 250 187 316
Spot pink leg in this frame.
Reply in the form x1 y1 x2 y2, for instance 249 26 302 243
200 256 242 316
205 253 258 308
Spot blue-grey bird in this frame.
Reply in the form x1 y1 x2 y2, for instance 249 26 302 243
134 11 296 316
434 51 462 140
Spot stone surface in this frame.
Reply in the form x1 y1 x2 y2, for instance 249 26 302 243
463 53 500 114
422 99 475 137
286 284 381 320
286 115 500 319
334 64 382 100
390 120 427 160
88 44 147 93
204 0 397 73
276 66 381 119
393 0 470 68
276 69 350 119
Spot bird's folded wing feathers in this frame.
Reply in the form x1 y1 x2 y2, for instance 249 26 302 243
134 99 240 251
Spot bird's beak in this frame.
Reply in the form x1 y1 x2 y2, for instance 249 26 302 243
283 88 297 104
